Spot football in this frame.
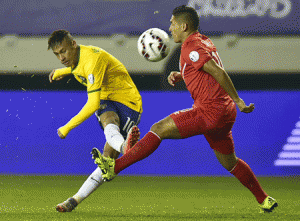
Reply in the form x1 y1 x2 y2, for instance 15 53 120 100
137 28 170 62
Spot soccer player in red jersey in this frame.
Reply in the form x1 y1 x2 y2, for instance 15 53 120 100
92 5 278 213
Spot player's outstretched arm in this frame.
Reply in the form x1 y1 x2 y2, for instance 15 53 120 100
58 91 101 138
168 71 183 86
202 59 254 113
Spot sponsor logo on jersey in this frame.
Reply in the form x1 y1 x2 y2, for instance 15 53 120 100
189 51 199 62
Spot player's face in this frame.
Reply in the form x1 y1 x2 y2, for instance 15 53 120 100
52 39 78 68
169 16 183 43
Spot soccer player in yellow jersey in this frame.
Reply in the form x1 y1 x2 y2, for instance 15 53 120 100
47 30 142 212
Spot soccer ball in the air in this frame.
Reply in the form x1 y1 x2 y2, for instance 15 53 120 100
137 28 170 62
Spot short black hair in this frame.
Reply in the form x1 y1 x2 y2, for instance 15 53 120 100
48 29 73 50
172 5 199 31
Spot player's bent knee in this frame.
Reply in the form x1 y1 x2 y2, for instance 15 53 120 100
150 121 166 138
100 111 120 128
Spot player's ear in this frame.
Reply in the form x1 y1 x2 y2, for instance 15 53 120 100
181 23 188 32
72 40 77 48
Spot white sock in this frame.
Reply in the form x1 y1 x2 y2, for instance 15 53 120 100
104 123 124 153
73 167 104 204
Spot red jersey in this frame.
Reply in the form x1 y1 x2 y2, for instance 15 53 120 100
180 32 233 108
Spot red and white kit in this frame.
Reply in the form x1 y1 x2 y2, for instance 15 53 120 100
170 32 237 155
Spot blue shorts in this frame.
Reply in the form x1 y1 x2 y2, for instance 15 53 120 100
95 100 142 138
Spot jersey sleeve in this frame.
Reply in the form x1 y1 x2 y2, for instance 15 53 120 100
186 46 212 71
85 56 108 94
52 67 72 80
59 90 101 137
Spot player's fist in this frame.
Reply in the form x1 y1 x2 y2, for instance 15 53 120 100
57 128 66 139
168 71 183 86
49 69 56 83
236 98 255 113
49 69 67 83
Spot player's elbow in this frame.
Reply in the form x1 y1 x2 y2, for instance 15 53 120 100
91 102 100 113
86 100 100 113
210 68 226 82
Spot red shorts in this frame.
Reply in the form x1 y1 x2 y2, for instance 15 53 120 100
170 102 237 155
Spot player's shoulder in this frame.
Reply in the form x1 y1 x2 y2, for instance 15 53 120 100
80 45 104 56
183 34 215 56
188 34 213 47
80 45 109 65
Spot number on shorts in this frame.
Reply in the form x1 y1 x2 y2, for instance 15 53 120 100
123 117 136 133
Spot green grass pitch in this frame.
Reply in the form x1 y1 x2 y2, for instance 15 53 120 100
0 175 299 221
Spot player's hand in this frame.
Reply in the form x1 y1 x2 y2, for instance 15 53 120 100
235 98 255 113
168 71 183 86
57 128 66 139
49 69 64 83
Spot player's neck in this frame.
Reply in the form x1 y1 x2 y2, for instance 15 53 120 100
72 46 80 69
181 30 198 43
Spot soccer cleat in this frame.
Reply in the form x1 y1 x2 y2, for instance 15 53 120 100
56 197 78 212
122 125 140 155
91 147 116 181
259 196 278 213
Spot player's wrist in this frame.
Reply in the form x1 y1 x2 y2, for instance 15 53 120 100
59 125 70 138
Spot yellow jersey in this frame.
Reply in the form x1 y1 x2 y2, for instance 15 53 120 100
53 45 142 137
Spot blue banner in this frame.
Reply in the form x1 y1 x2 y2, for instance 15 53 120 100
0 90 299 175
0 0 299 36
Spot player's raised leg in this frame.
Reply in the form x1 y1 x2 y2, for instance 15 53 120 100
92 115 181 181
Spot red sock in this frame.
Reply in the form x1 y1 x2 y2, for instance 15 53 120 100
230 159 268 204
114 131 162 174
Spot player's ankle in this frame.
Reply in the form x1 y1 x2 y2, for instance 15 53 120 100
72 196 81 204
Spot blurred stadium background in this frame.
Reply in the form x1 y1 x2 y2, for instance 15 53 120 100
0 0 300 219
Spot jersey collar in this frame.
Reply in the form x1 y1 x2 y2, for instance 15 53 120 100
182 32 200 48
71 45 81 72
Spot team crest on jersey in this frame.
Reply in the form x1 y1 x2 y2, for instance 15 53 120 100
92 48 100 53
88 74 95 84
189 51 199 62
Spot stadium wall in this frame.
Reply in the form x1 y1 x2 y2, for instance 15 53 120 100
0 36 299 74
1 90 300 176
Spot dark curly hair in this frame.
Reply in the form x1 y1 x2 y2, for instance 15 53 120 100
48 29 74 50
172 5 199 31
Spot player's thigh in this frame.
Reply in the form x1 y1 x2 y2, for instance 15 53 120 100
103 142 120 159
151 116 181 139
95 100 141 138
204 121 236 155
95 100 120 128
169 106 208 139
99 111 120 128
